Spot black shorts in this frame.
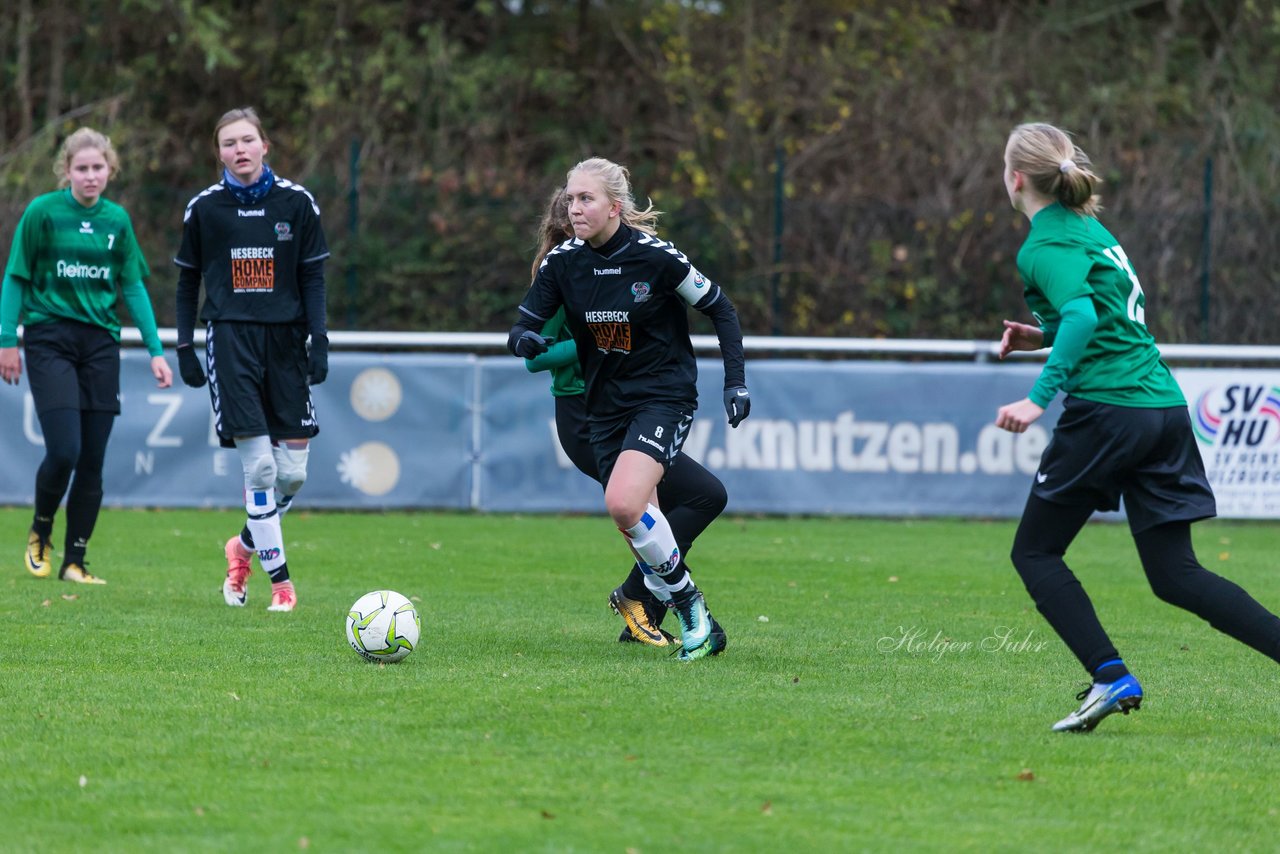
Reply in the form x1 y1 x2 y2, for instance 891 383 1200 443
206 321 318 449
554 393 600 482
24 320 120 415
1033 396 1216 534
591 403 693 486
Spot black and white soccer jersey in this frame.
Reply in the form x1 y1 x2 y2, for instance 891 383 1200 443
517 223 742 426
175 178 329 325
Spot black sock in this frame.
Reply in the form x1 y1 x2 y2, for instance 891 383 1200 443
32 409 81 543
61 412 113 567
63 474 103 566
265 561 290 584
1092 658 1129 683
620 564 647 599
31 514 54 541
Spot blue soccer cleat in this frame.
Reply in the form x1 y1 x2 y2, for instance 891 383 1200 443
668 585 712 654
676 614 726 661
668 586 727 661
1051 674 1143 732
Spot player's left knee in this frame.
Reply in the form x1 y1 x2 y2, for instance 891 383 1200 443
701 479 728 516
273 443 310 496
1146 573 1201 609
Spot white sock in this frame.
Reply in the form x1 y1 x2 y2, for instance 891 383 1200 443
620 504 689 601
245 489 288 581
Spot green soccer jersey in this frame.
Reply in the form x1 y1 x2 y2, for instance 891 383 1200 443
1 189 152 348
524 308 586 398
1017 203 1184 407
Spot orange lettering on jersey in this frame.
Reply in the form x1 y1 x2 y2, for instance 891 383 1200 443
232 257 275 292
588 322 631 354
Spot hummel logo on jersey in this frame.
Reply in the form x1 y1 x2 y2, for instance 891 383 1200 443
237 208 266 217
594 267 622 275
79 221 93 234
1036 472 1048 483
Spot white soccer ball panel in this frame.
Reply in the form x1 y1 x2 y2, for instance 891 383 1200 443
346 590 421 663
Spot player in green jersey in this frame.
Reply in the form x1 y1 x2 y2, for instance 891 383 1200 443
997 122 1280 732
0 127 173 583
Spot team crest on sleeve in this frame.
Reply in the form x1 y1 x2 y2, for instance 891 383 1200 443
686 266 710 294
674 263 713 305
631 282 651 303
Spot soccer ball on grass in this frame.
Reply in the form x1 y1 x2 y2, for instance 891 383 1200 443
346 590 421 663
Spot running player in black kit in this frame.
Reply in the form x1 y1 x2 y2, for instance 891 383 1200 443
523 186 730 649
509 158 750 661
174 107 329 613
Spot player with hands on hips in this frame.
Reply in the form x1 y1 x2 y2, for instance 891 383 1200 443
508 157 748 661
174 106 330 613
997 121 1280 733
1 127 172 584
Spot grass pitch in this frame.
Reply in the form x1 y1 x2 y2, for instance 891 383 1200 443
2 508 1278 852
